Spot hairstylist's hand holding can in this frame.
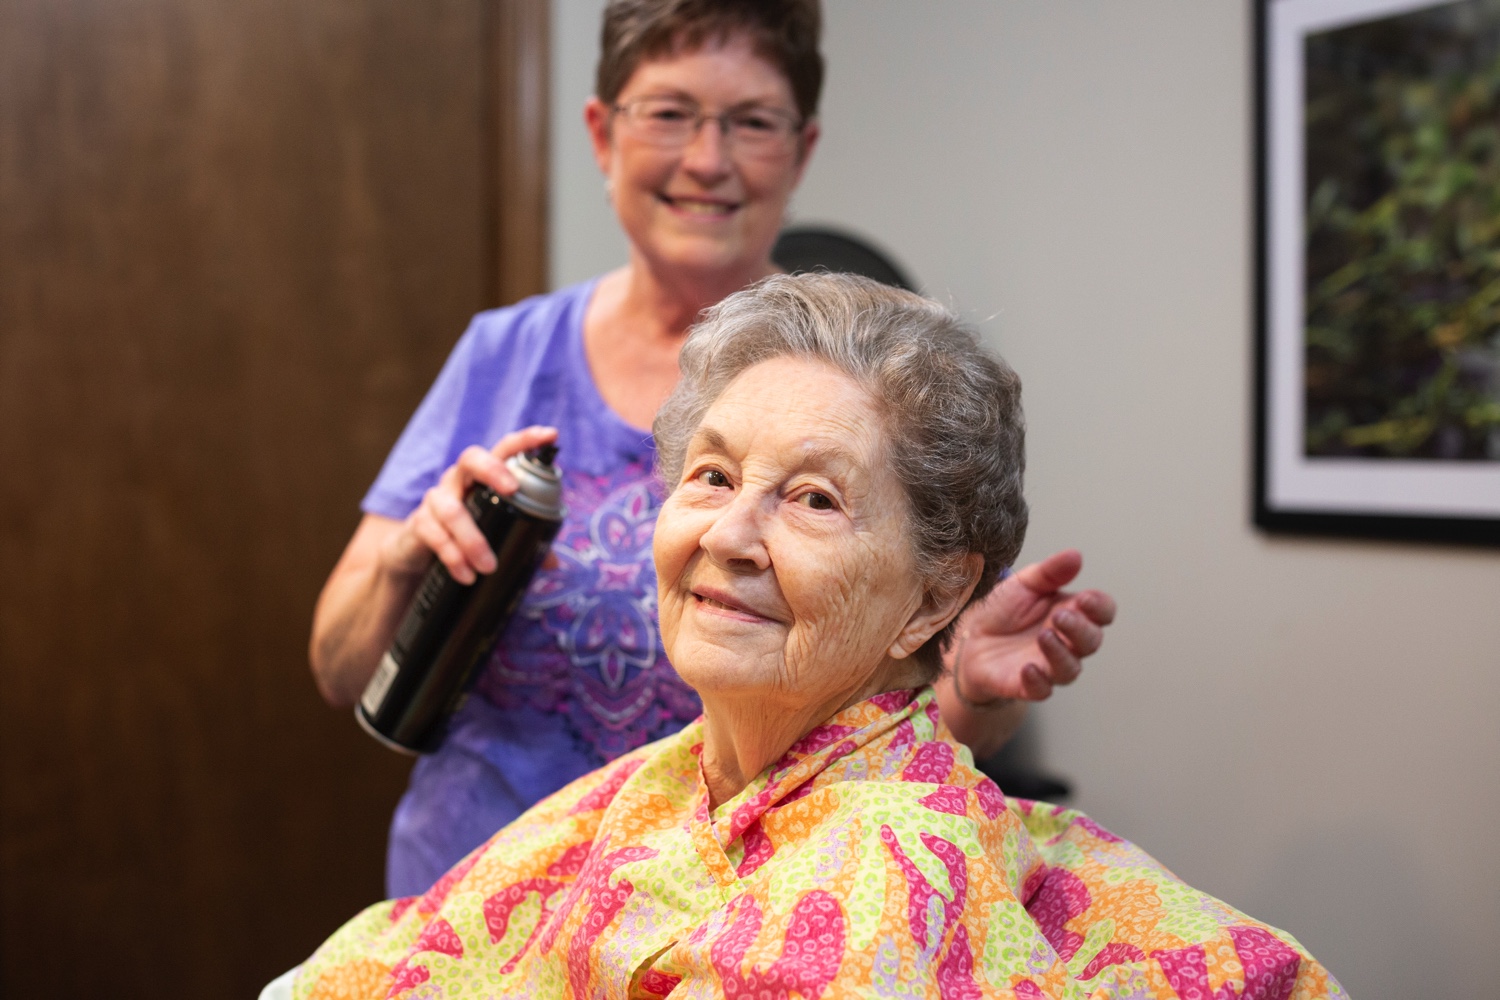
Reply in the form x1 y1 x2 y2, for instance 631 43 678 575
309 425 558 708
387 425 560 585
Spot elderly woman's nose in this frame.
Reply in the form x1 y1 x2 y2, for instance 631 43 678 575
698 493 770 570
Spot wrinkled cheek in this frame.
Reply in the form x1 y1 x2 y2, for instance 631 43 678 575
657 597 682 656
779 613 893 701
780 564 898 687
651 503 693 593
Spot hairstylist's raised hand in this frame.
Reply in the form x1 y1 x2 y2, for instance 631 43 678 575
955 549 1116 703
395 425 559 585
936 550 1116 757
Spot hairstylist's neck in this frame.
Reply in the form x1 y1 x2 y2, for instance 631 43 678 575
619 251 779 340
583 254 780 431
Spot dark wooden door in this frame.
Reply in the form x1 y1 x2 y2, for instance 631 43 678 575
0 1 547 994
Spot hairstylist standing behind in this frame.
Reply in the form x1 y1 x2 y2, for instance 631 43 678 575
309 0 1117 899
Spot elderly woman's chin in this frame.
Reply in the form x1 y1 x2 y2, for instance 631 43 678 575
660 614 786 696
661 602 862 714
665 621 916 713
669 663 791 719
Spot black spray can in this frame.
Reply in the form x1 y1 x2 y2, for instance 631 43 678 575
356 445 564 754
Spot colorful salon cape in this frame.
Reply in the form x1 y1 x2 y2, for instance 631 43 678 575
293 687 1343 999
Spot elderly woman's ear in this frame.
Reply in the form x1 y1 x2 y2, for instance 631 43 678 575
888 552 985 663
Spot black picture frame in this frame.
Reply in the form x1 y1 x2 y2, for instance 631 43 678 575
1254 0 1500 546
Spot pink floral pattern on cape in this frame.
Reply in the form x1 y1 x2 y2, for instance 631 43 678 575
294 688 1344 999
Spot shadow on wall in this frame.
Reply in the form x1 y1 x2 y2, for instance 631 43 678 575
1242 819 1456 998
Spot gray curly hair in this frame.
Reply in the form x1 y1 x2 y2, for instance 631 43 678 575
653 272 1027 675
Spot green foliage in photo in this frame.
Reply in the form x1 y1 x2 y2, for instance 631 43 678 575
1305 0 1500 460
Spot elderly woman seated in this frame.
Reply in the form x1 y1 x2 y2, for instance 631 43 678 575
289 274 1341 999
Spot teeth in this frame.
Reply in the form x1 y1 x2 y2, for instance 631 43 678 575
670 198 732 215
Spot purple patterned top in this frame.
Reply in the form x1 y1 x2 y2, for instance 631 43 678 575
361 280 702 896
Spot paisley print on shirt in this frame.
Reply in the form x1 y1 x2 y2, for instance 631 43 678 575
475 463 701 763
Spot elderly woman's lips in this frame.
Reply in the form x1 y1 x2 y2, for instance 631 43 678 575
691 589 775 622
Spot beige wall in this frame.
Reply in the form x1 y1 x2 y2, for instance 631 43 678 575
552 2 1500 995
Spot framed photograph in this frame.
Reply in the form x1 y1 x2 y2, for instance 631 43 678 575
1256 0 1500 544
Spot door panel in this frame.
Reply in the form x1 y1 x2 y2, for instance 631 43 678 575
0 1 546 993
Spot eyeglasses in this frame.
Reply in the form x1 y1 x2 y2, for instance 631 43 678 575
612 97 804 157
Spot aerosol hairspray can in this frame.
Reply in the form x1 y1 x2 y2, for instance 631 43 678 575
356 444 564 754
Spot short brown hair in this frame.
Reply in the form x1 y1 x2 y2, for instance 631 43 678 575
596 0 824 122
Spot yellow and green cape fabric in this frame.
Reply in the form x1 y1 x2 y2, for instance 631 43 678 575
294 687 1343 999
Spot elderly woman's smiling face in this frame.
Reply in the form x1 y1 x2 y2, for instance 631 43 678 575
654 356 948 721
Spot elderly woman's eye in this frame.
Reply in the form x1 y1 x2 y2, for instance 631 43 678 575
697 469 730 488
798 491 834 510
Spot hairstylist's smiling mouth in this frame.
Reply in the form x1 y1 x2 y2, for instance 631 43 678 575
691 585 781 624
660 193 741 218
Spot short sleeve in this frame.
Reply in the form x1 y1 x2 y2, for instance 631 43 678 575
360 284 592 521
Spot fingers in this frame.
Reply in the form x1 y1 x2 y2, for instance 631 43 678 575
1038 626 1083 685
1011 627 1082 703
1009 549 1083 596
403 426 562 586
1018 661 1054 701
456 444 517 497
489 425 559 465
453 426 560 498
413 473 492 584
409 501 479 584
418 426 560 581
1076 588 1118 626
1050 604 1103 659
